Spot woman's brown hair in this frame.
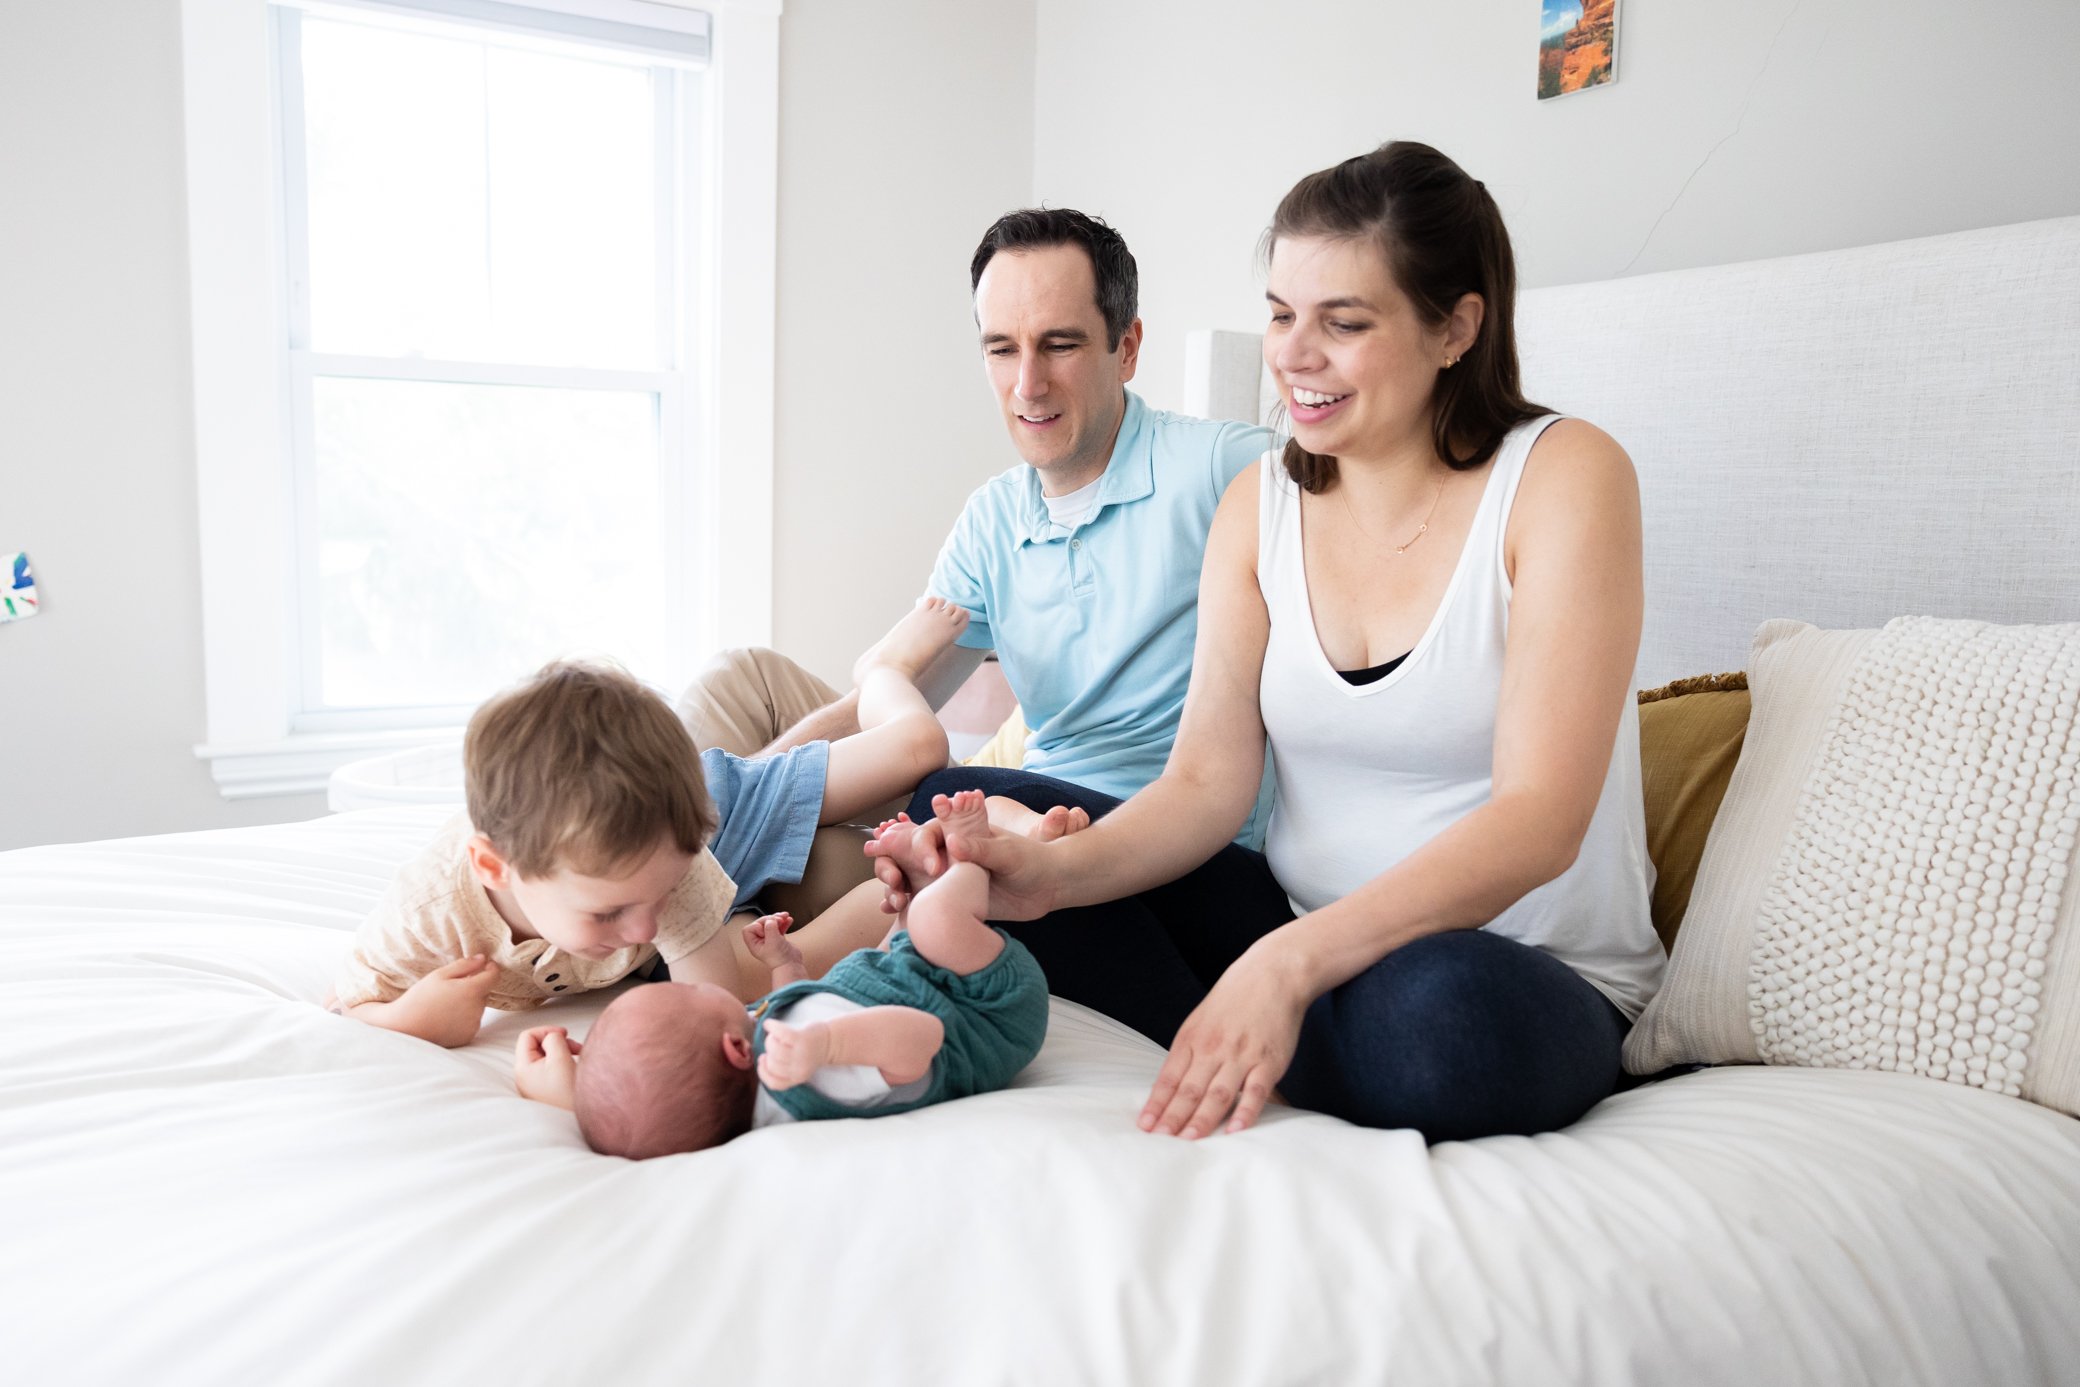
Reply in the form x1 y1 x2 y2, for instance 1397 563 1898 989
1266 141 1547 492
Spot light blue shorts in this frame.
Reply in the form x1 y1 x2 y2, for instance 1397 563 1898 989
700 742 830 913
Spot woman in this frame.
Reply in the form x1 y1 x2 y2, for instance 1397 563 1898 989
892 141 1666 1143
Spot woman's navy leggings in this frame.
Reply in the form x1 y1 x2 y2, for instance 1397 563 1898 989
908 766 1631 1143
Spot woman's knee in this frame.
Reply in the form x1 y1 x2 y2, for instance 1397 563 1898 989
1285 932 1624 1140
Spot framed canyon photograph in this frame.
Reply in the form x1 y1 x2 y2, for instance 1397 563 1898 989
1539 0 1618 100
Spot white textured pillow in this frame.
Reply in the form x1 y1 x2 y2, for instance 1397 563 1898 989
1624 617 2080 1117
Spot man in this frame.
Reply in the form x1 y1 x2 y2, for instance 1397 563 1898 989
679 208 1270 924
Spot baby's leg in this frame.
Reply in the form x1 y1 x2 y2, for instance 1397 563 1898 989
900 790 1004 977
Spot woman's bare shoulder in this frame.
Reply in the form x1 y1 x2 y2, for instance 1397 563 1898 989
1516 417 1638 513
1507 418 1641 571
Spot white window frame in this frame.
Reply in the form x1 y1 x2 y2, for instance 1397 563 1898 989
181 0 780 798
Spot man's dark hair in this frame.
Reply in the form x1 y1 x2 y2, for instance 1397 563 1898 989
969 208 1139 351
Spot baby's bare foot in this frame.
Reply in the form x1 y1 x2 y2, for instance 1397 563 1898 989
932 789 993 862
864 813 944 891
854 596 969 686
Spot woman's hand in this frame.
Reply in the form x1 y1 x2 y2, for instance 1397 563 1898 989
1141 938 1312 1139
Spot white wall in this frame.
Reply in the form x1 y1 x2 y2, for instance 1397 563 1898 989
1030 0 2080 413
0 0 331 849
769 0 1036 685
7 0 2073 848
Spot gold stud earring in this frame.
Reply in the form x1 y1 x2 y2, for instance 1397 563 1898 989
1443 354 1459 369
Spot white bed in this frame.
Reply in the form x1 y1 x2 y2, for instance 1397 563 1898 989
7 806 2080 1386
8 216 2079 1385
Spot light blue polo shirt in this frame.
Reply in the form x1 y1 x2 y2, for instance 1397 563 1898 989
927 390 1274 842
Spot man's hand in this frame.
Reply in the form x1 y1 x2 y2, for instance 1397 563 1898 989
350 955 500 1048
756 1019 832 1091
514 1025 582 1110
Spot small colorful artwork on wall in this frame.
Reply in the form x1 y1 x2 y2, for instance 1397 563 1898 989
3 552 39 622
1539 0 1618 100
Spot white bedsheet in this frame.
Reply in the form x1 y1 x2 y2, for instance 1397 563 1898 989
4 808 2078 1387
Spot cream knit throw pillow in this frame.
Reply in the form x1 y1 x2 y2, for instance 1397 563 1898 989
1624 618 2080 1116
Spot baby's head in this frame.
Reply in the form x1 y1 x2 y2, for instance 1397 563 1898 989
576 982 758 1157
462 660 717 959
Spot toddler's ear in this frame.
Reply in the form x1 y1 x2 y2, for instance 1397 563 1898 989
466 833 514 890
720 1031 754 1071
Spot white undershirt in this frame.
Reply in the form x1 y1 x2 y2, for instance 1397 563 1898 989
750 992 893 1127
1040 474 1103 539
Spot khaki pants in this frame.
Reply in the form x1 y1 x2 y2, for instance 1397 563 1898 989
675 647 884 924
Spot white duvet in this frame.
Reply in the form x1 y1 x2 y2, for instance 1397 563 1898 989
4 808 2078 1387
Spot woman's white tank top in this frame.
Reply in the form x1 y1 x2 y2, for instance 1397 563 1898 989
1257 416 1666 1019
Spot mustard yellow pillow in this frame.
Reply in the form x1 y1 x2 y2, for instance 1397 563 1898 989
963 705 1030 770
1636 674 1750 952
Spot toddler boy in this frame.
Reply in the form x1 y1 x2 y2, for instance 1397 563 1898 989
330 601 971 1045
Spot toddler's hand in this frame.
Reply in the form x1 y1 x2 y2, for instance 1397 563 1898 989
390 955 500 1047
756 1019 832 1091
514 1025 583 1110
740 911 801 969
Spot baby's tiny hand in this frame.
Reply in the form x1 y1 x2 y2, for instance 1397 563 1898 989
514 1025 582 1111
756 1019 832 1091
741 912 801 967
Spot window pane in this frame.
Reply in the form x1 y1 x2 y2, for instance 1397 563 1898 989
312 377 667 709
299 15 662 369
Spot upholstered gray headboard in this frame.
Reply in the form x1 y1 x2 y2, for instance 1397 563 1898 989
1187 215 2080 686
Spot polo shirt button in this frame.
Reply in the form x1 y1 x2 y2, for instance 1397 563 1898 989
1070 539 1081 549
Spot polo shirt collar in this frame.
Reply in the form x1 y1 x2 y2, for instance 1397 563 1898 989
1018 390 1153 545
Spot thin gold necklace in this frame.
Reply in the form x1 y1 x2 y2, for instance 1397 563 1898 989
1344 475 1447 555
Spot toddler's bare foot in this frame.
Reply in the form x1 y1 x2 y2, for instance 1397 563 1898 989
932 789 994 861
854 596 969 686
